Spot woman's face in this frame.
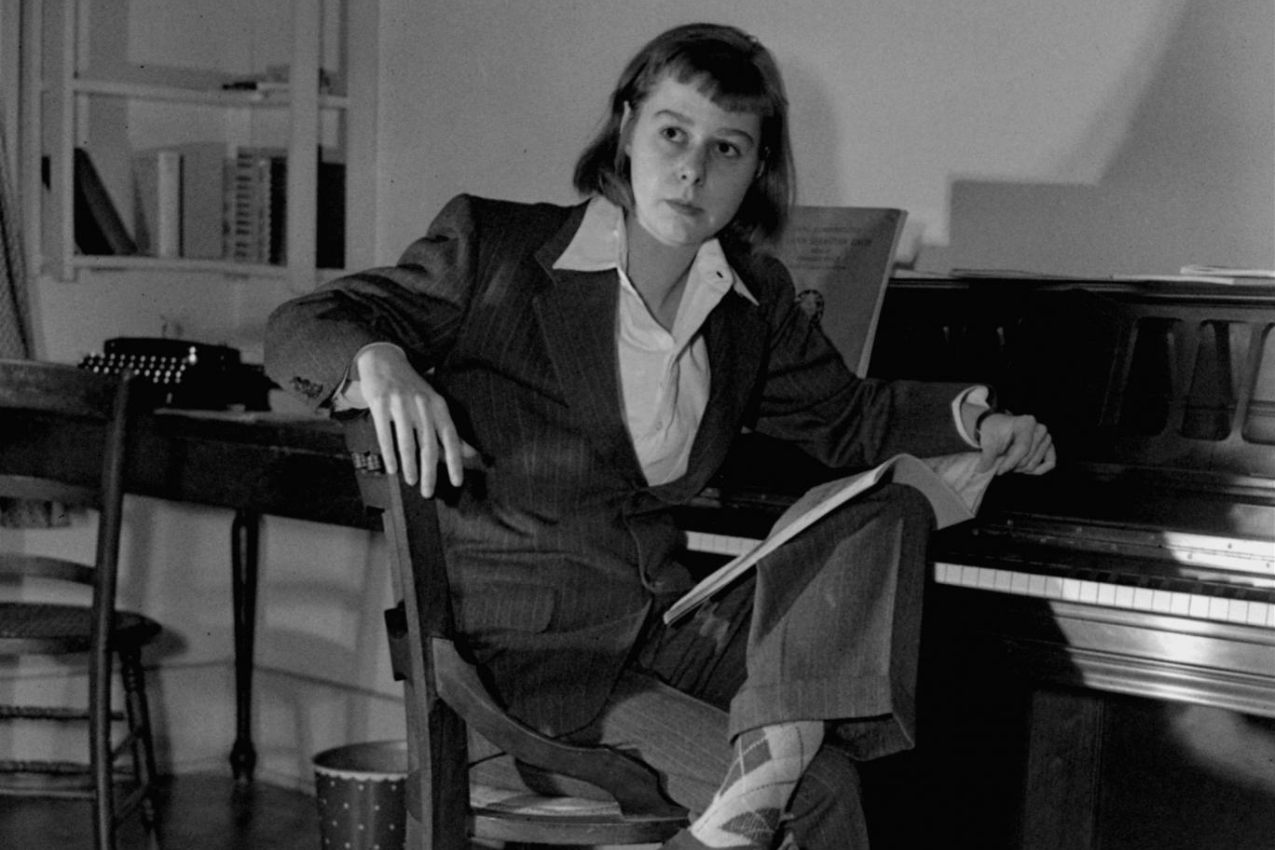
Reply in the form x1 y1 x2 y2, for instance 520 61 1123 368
624 74 762 249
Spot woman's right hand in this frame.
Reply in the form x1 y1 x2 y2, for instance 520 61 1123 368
353 343 475 497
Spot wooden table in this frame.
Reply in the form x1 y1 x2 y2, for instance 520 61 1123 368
7 408 371 782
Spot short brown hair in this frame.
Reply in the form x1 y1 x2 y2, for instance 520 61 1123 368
573 23 795 247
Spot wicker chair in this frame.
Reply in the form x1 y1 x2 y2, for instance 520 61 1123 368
0 360 162 850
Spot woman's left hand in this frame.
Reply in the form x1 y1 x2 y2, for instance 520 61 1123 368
976 412 1056 476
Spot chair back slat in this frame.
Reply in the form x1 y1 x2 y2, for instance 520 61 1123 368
0 554 95 586
0 359 121 420
0 474 101 508
0 360 137 602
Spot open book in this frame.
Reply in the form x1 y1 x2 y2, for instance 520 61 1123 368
663 452 991 624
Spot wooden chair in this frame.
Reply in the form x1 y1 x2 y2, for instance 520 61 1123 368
0 360 161 850
344 414 688 849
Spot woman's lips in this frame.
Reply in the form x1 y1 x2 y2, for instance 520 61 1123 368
666 199 701 216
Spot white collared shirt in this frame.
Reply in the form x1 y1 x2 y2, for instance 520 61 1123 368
555 196 757 485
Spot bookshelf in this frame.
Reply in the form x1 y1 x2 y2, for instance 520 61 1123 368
23 0 377 290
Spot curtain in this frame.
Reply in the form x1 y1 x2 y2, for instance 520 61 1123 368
0 112 31 360
0 111 66 528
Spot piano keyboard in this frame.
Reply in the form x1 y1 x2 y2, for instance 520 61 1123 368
685 530 758 558
934 561 1275 629
684 529 1275 629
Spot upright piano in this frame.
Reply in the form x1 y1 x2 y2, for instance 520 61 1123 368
680 275 1275 848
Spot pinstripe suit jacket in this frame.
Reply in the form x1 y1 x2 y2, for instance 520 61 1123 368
265 194 972 736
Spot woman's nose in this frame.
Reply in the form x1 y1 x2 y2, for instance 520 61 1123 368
678 148 706 184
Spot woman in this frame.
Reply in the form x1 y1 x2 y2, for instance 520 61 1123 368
267 22 1054 849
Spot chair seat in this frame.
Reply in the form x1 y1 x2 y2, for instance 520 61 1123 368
470 783 685 845
0 602 161 652
471 783 624 817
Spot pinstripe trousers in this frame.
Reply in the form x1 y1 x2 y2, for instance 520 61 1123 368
469 482 935 848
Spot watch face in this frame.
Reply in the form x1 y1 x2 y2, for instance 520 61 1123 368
795 289 825 325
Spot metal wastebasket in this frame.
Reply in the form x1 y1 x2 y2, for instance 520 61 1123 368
313 740 408 850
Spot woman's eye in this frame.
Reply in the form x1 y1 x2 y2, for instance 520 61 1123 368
660 126 686 143
715 141 741 159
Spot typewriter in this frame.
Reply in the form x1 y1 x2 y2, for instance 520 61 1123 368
78 337 271 410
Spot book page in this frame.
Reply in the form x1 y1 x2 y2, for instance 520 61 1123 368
775 206 907 375
664 452 986 624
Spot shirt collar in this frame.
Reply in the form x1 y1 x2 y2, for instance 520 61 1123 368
554 196 758 305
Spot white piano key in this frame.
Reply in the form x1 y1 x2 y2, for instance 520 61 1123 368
1208 597 1230 621
961 565 980 587
1097 583 1117 607
993 570 1014 592
1028 573 1048 597
1228 600 1250 625
1061 578 1081 602
1189 595 1211 619
1169 591 1192 617
685 530 758 557
1115 585 1135 609
1078 580 1100 604
976 567 997 589
1011 572 1030 594
1247 601 1269 627
1043 576 1064 599
1151 589 1172 613
1132 587 1154 610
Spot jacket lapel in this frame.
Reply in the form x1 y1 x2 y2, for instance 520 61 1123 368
532 213 644 480
674 290 769 495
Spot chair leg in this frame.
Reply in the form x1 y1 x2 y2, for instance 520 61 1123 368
121 648 160 835
90 650 116 850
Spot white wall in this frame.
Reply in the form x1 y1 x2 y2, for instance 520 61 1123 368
10 0 1273 791
376 0 1273 275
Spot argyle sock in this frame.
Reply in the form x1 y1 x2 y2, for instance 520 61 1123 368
687 720 824 849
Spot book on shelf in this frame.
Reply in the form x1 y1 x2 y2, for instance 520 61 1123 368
132 143 228 260
133 148 181 258
773 206 908 376
179 143 227 260
226 147 345 268
72 147 137 256
228 147 286 265
662 451 992 625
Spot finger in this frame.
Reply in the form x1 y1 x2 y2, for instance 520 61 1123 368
1033 443 1058 475
411 396 441 498
1025 427 1053 470
388 398 423 488
434 412 466 489
369 405 399 476
994 430 1031 475
460 441 483 468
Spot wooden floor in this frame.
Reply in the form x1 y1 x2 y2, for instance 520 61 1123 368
0 773 319 850
5 698 1274 850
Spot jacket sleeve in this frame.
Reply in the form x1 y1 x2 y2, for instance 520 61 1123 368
264 194 482 411
745 251 971 468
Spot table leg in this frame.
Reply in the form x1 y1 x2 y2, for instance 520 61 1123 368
230 509 260 783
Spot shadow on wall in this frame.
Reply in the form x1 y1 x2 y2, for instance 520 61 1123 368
922 0 1274 276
